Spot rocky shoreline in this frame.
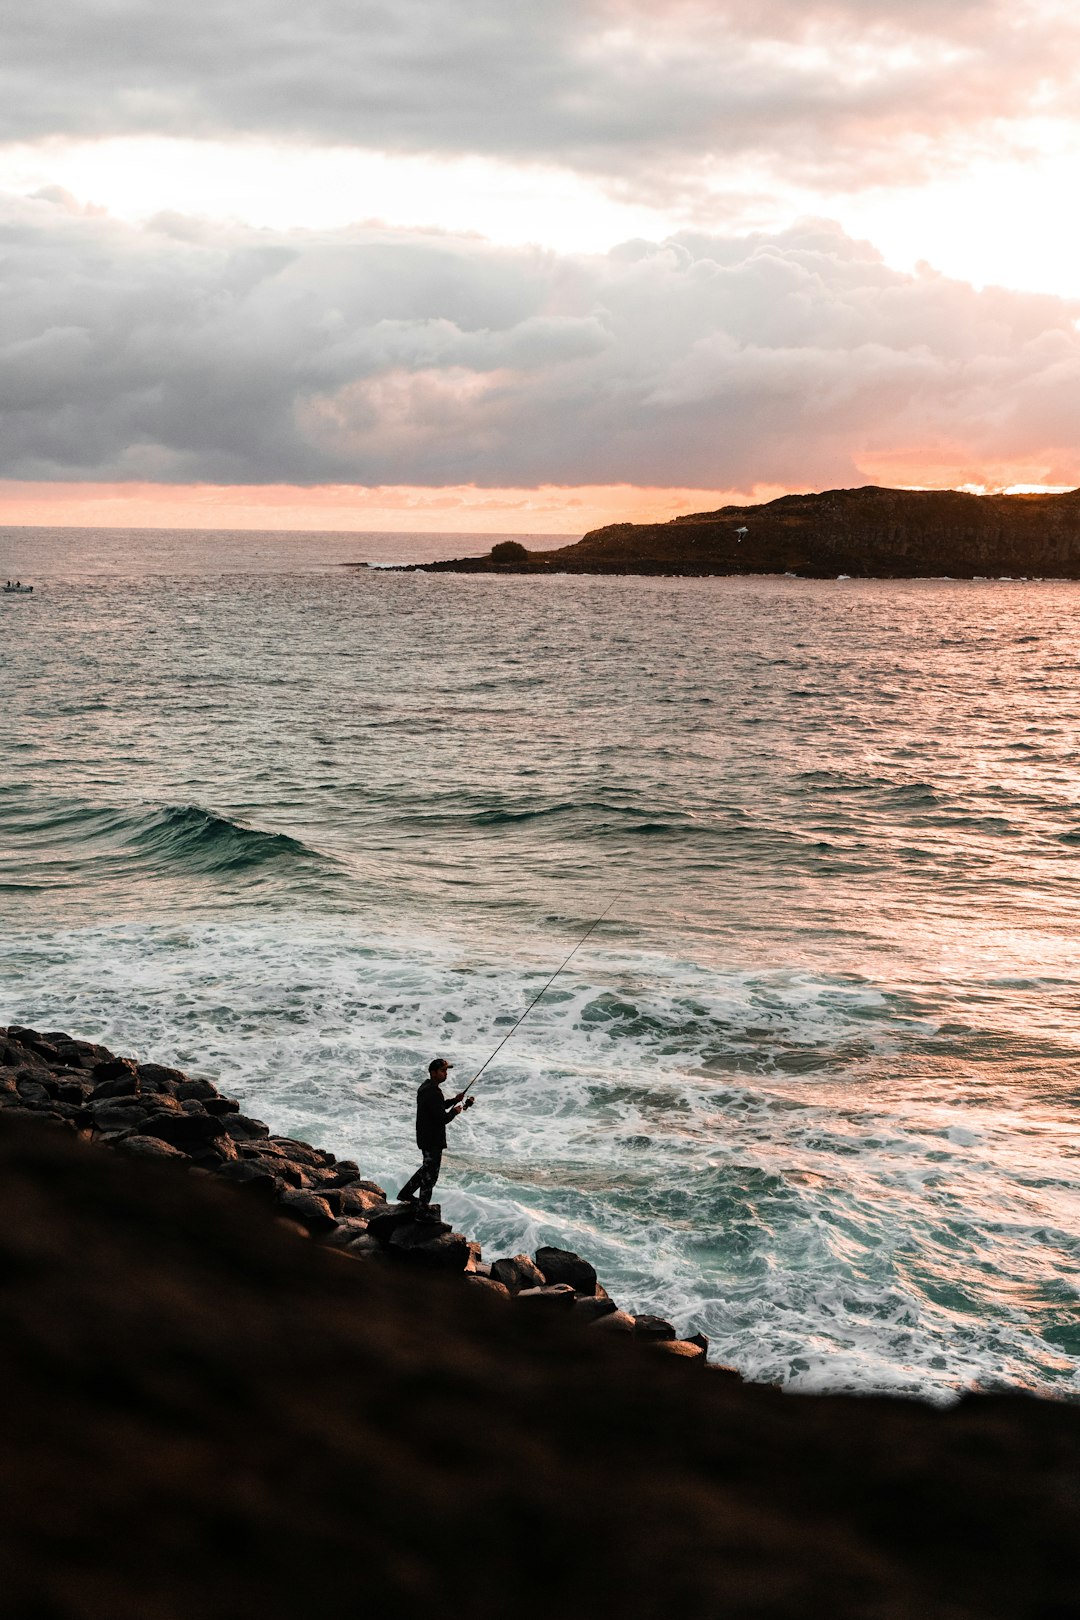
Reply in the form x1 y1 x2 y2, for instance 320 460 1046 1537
0 1023 710 1361
4 1021 1080 1617
401 484 1080 579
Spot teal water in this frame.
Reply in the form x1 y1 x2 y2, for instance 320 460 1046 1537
2 526 1079 1401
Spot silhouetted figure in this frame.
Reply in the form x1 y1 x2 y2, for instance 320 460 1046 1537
397 1057 474 1207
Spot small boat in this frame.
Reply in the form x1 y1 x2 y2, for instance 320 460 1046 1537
3 583 33 594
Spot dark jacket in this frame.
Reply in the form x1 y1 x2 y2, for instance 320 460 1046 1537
415 1078 459 1152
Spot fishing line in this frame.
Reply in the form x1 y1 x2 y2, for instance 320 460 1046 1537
462 888 629 1096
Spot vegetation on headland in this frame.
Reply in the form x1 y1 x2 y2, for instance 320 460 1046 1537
415 485 1080 578
2 1022 1079 1617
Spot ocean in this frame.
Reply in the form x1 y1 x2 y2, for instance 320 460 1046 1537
3 525 1078 1402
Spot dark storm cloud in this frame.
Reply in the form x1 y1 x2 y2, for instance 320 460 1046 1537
3 192 1078 488
0 1 1075 189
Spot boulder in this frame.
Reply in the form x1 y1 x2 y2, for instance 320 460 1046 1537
324 1218 371 1250
221 1113 271 1142
92 1056 139 1086
367 1204 437 1245
115 1135 188 1162
535 1245 597 1295
652 1339 706 1361
87 1098 153 1134
388 1227 470 1271
277 1191 338 1235
204 1096 241 1116
633 1315 677 1342
514 1285 576 1311
686 1332 710 1354
572 1294 619 1324
136 1063 188 1093
175 1077 222 1104
14 1077 51 1108
490 1254 546 1293
140 1110 227 1151
592 1310 636 1334
213 1160 283 1200
336 1186 387 1219
90 1071 141 1100
465 1275 510 1299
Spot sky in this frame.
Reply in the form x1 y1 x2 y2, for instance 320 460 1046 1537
2 0 1079 532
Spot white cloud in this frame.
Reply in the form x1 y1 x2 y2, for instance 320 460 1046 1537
2 193 1078 489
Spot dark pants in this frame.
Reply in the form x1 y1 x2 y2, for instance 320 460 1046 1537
397 1148 442 1205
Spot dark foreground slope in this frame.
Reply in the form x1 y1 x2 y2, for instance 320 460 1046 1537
418 486 1080 577
2 1120 1078 1617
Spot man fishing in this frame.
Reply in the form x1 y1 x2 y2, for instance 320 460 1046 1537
397 1057 474 1209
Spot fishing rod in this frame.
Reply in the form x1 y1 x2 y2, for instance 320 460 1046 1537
461 888 627 1098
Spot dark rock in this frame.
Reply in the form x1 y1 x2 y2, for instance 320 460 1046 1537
15 1077 51 1107
55 1078 93 1106
175 1076 221 1103
686 1332 710 1354
464 1243 484 1273
535 1245 597 1294
653 1339 706 1361
204 1096 241 1116
321 1160 362 1187
191 1135 240 1166
572 1294 619 1324
490 1254 546 1293
10 1028 62 1064
277 1190 338 1234
633 1315 677 1342
222 1113 270 1141
324 1218 371 1250
87 1098 153 1134
135 1062 188 1093
268 1137 325 1166
592 1310 636 1334
92 1056 139 1085
213 1160 283 1201
91 1071 141 1100
514 1284 576 1310
114 1135 189 1162
465 1274 510 1299
367 1203 435 1245
389 1225 470 1270
140 1110 227 1151
337 1185 387 1219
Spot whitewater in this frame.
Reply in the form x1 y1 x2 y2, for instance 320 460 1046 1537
2 524 1078 1402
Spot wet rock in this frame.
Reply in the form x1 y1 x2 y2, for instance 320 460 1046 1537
221 1113 270 1141
653 1339 706 1361
324 1218 371 1249
137 1063 188 1093
54 1078 93 1107
277 1190 338 1235
214 1160 283 1200
87 1098 153 1134
140 1110 227 1151
204 1096 241 1116
367 1204 434 1245
15 1077 51 1107
269 1137 325 1167
592 1310 636 1334
92 1056 139 1086
91 1071 141 1100
389 1225 470 1271
10 1028 63 1065
175 1077 222 1104
465 1274 510 1299
514 1284 576 1311
115 1135 189 1162
337 1186 387 1219
535 1245 597 1294
572 1294 619 1324
686 1332 709 1354
633 1315 677 1342
490 1254 546 1293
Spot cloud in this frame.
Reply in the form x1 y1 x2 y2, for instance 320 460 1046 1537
1 191 1079 490
0 1 1077 194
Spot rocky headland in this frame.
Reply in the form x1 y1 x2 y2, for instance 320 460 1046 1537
410 485 1080 578
2 1022 1078 1618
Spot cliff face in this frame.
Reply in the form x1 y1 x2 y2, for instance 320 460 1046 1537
420 486 1080 577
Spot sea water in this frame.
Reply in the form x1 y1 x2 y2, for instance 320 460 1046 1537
2 526 1078 1402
